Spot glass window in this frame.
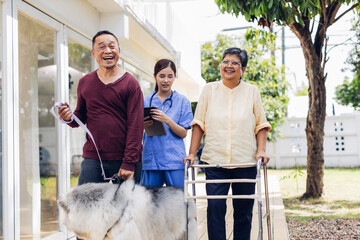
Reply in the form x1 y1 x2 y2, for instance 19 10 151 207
68 38 92 187
140 75 155 97
18 12 58 238
123 61 154 96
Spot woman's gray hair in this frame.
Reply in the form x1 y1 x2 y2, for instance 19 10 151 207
221 47 248 67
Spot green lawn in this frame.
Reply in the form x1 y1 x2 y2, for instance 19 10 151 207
40 176 79 201
268 168 360 200
71 176 79 187
268 168 360 220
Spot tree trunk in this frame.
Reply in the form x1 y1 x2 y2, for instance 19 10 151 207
289 23 327 199
303 66 326 199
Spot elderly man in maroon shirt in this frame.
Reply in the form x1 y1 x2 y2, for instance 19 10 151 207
58 30 144 184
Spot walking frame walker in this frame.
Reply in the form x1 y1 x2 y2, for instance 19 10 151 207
184 158 272 240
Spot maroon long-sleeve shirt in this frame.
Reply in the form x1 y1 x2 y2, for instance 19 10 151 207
68 70 144 172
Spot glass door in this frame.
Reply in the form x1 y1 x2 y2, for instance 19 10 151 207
18 11 60 239
67 33 92 187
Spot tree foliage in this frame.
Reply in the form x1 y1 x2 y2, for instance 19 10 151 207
335 15 360 110
214 0 360 199
201 30 288 142
68 42 92 73
335 77 360 110
215 0 358 26
201 34 235 82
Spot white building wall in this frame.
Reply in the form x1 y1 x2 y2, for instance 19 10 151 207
267 112 360 169
23 0 101 37
170 3 205 101
130 1 206 101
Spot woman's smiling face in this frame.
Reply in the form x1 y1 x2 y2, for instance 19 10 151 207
220 54 244 82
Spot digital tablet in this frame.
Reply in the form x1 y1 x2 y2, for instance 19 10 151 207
144 107 157 120
144 107 167 136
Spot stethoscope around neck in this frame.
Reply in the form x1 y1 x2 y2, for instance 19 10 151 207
149 90 173 113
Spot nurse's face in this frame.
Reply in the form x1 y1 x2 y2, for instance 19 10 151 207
155 66 175 93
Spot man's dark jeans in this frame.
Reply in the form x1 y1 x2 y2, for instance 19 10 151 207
78 158 142 185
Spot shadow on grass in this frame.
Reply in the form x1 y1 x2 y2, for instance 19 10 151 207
283 196 360 221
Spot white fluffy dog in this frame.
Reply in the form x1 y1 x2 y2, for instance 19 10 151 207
58 180 197 240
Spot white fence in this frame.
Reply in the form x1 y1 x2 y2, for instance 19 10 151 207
267 112 360 169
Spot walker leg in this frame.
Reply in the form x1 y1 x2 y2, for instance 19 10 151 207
257 159 263 240
258 201 263 240
191 167 196 198
184 161 189 240
186 202 188 240
263 166 272 240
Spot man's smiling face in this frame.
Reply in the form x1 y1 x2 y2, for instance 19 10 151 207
92 34 120 70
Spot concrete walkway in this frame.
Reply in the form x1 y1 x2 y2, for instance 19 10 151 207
190 174 289 240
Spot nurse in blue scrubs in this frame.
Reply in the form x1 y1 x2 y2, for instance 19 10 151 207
141 59 193 188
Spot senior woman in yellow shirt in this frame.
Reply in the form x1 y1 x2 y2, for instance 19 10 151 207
184 47 271 240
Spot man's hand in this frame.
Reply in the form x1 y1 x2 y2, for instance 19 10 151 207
58 102 73 121
118 168 134 180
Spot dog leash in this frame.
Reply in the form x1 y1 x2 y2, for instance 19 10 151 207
105 176 134 240
50 102 116 181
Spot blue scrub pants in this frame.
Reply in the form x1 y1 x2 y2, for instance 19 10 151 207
141 169 184 188
205 166 256 240
78 158 142 185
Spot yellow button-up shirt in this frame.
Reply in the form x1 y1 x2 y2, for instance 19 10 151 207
192 80 271 165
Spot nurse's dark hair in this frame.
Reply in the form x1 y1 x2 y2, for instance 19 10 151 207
154 59 177 92
221 47 248 68
92 30 119 48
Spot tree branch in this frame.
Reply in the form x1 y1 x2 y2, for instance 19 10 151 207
303 16 311 32
321 0 326 16
320 0 328 28
333 3 359 25
327 37 354 54
326 2 341 26
289 21 305 39
310 18 316 34
314 7 327 56
322 36 329 72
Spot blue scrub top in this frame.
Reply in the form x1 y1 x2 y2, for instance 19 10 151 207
142 90 193 170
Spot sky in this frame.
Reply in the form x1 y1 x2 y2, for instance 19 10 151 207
173 0 357 117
